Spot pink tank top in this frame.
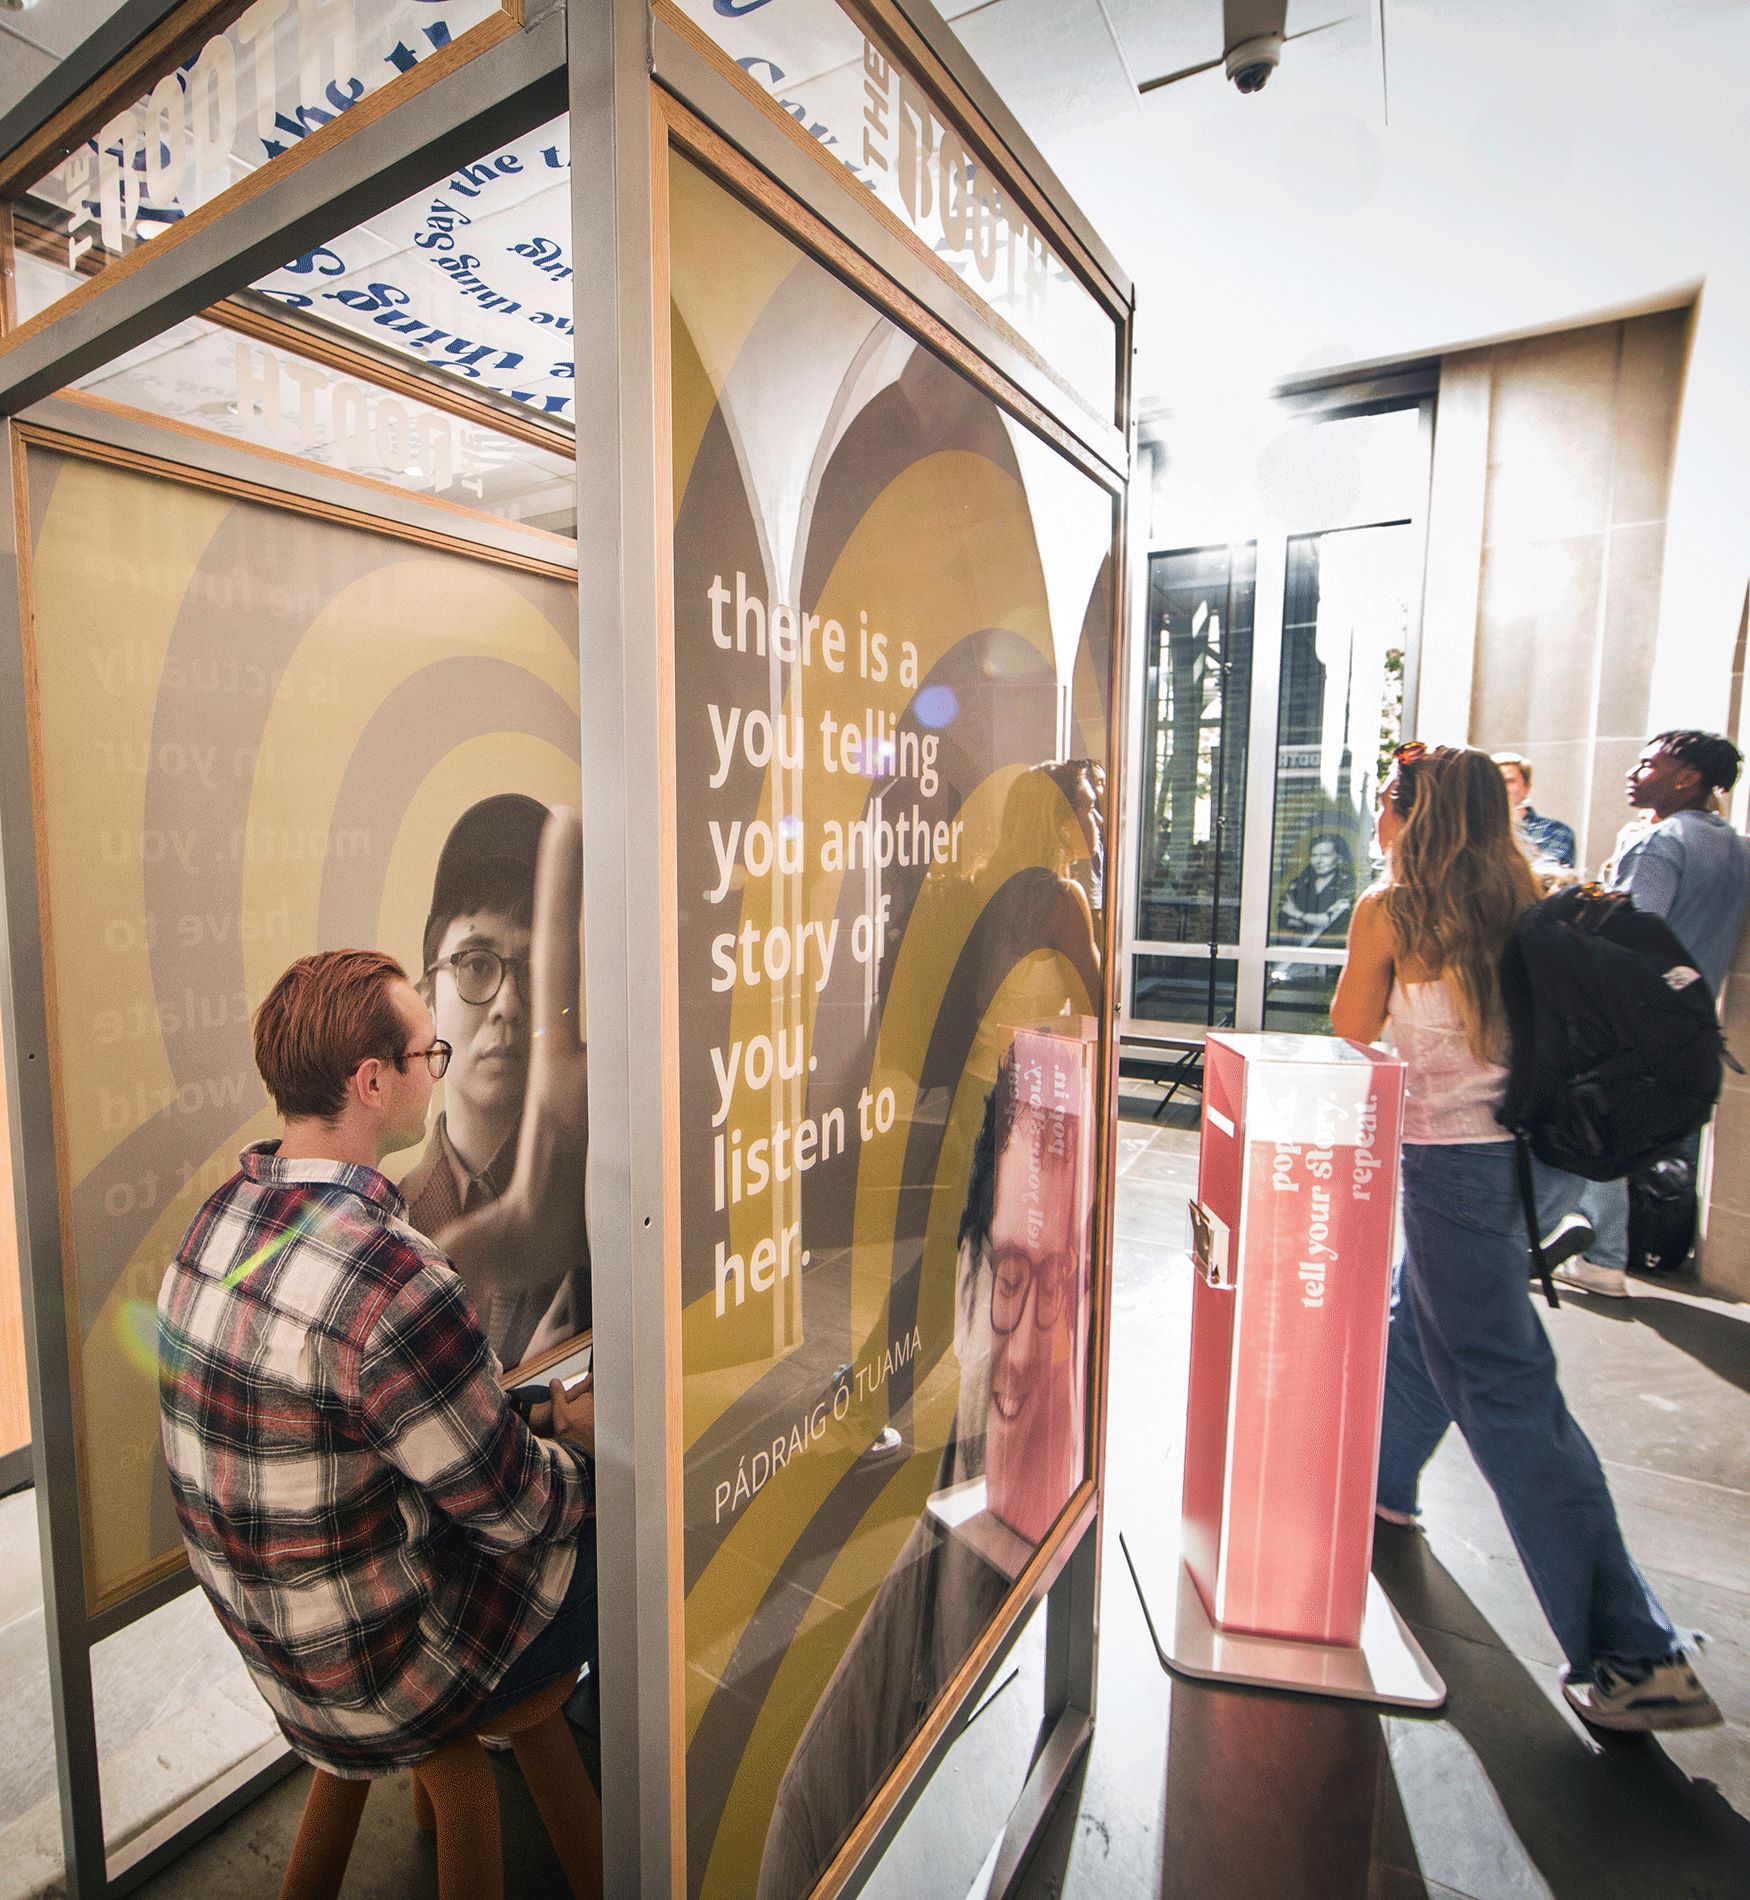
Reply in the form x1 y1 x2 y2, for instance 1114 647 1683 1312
1387 979 1510 1145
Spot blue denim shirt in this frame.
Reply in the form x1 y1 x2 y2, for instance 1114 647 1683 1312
1612 809 1750 998
1517 807 1576 868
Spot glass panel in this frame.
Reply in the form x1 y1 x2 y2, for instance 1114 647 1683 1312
71 312 574 527
252 115 576 425
1268 523 1416 952
20 439 583 1604
671 0 1119 418
1135 545 1254 950
1131 953 1236 1028
1262 959 1341 1034
92 1588 274 1855
669 148 1113 1900
12 0 503 329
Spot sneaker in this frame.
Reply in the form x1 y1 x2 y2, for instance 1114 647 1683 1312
1374 1504 1421 1529
1538 1212 1596 1271
1552 1258 1629 1298
1563 1654 1723 1732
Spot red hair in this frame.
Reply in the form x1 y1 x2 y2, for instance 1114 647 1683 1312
253 950 410 1120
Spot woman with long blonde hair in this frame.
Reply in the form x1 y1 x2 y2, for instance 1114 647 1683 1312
1333 744 1719 1733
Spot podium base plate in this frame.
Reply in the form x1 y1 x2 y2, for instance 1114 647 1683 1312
1121 1537 1446 1710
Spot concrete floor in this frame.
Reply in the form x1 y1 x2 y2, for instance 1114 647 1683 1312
8 1100 1749 1897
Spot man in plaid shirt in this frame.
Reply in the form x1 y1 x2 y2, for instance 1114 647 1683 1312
158 946 596 1778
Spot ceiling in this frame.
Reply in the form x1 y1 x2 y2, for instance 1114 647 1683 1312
939 0 1750 401
0 0 126 102
4 0 1747 406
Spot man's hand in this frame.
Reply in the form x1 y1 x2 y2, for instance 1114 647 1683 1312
441 808 590 1304
549 1372 594 1457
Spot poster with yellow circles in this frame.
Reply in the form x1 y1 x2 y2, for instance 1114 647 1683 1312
667 151 1119 1899
19 441 583 1608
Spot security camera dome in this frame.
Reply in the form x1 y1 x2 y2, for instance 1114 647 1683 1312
1225 33 1282 94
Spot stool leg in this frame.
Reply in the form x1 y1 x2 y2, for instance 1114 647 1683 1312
414 1738 504 1900
410 1770 436 1833
509 1712 603 1900
279 1771 370 1900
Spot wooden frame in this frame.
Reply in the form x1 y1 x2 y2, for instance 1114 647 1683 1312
0 1 525 352
9 414 580 1618
5 201 579 462
655 91 1115 493
650 85 1129 1900
42 389 577 556
652 1 1120 434
0 1 257 200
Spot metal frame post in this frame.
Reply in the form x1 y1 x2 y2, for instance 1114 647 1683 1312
567 1 685 1893
0 418 108 1900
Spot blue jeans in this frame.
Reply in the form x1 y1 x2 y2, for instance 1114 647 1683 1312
468 1522 598 1728
1376 1143 1676 1679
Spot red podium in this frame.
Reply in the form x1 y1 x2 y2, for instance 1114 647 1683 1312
1125 1033 1445 1708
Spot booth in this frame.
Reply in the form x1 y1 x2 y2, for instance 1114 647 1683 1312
0 3 1132 1896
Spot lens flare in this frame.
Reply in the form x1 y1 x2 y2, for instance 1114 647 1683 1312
914 685 958 730
114 1299 161 1379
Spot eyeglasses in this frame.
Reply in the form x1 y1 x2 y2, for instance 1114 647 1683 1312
990 1243 1077 1335
392 1041 452 1079
427 947 530 1008
1393 740 1427 767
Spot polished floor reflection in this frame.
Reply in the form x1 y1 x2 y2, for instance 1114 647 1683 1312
1011 1107 1750 1900
101 1103 1750 1898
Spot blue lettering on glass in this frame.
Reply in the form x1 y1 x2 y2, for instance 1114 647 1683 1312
510 235 572 283
414 201 473 252
278 245 347 278
433 252 524 317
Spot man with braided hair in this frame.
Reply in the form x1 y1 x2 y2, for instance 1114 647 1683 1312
1559 729 1750 1297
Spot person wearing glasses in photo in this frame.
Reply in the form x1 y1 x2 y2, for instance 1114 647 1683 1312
755 1034 1092 1899
402 794 591 1368
157 950 602 1852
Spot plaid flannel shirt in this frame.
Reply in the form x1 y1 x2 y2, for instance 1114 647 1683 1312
158 1142 591 1777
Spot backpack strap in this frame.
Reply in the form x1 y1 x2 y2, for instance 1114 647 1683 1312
1514 1130 1560 1309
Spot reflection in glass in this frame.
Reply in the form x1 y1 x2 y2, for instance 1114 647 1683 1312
981 1032 1092 1543
1262 960 1342 1035
12 2 502 328
670 0 1119 417
1267 524 1413 951
69 312 574 527
1136 546 1253 951
1130 955 1237 1029
252 115 575 425
667 150 1112 1900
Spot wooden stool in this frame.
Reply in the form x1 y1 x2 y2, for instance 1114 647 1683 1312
278 1672 602 1900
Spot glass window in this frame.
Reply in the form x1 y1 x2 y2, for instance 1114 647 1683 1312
69 312 574 528
1262 959 1341 1034
1136 545 1253 952
1129 954 1236 1028
669 0 1119 419
1267 523 1414 954
10 1 505 331
251 115 575 426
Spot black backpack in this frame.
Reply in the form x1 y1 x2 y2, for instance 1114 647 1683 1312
1497 885 1725 1303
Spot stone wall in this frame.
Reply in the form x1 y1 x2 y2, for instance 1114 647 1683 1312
1462 307 1692 874
1698 605 1750 1299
